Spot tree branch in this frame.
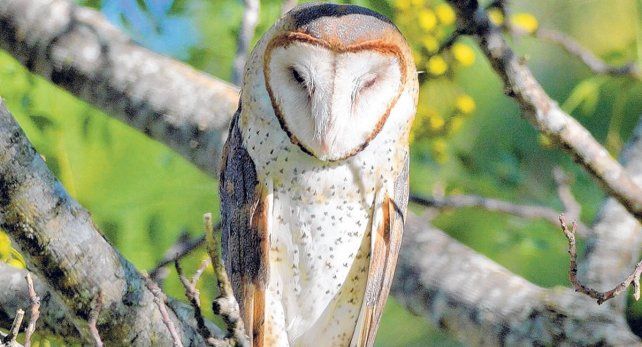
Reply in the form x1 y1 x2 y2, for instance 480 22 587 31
445 0 642 222
0 0 239 175
560 215 642 304
23 274 40 347
579 119 642 313
0 263 81 341
1 309 24 347
410 178 589 236
532 28 641 80
232 0 260 85
392 214 639 345
0 100 209 345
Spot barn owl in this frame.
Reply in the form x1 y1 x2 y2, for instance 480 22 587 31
220 4 418 347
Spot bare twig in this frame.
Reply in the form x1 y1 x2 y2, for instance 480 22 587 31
411 194 560 222
192 258 211 285
446 0 642 222
281 0 297 15
553 167 582 220
150 232 206 284
232 0 261 85
23 274 40 347
150 223 220 284
175 259 213 342
204 213 250 347
146 280 184 347
2 309 24 345
560 215 642 304
410 193 589 236
533 28 641 80
88 292 103 347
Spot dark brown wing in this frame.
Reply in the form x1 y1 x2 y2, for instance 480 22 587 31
355 155 409 347
220 107 269 347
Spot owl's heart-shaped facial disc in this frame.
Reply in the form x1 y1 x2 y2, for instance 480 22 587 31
264 32 407 162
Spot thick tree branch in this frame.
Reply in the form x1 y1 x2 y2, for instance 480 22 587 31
0 101 209 345
445 0 642 222
0 0 239 175
392 215 640 345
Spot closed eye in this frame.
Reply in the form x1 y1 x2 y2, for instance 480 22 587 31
290 67 306 85
361 74 378 90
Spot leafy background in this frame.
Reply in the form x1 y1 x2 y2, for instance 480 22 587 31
0 0 641 345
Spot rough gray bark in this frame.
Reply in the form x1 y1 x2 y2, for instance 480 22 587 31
0 263 80 342
0 0 238 175
392 216 639 346
0 100 209 345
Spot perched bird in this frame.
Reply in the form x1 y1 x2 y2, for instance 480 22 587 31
220 3 418 346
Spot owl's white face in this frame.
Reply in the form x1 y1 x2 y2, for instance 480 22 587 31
264 33 406 161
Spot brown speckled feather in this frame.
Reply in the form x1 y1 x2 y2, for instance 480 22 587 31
357 155 409 347
220 107 269 347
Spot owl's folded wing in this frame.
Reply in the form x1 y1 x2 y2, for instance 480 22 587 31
220 108 269 347
353 154 409 347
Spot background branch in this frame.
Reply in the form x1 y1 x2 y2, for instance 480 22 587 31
0 0 239 175
392 214 639 345
445 0 642 223
232 0 260 85
533 28 641 80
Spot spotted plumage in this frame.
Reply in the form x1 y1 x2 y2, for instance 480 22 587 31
220 4 418 347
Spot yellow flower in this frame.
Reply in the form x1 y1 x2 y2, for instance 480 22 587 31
435 3 456 25
421 35 439 53
410 0 424 7
451 43 475 66
487 8 504 26
455 94 476 114
511 13 539 34
394 0 411 10
429 114 445 131
427 56 448 76
418 9 437 31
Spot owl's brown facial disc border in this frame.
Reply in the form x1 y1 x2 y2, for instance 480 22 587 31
263 31 408 162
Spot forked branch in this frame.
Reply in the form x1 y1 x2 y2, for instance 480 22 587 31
560 215 642 304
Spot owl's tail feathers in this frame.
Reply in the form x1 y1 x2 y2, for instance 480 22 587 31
240 284 266 347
